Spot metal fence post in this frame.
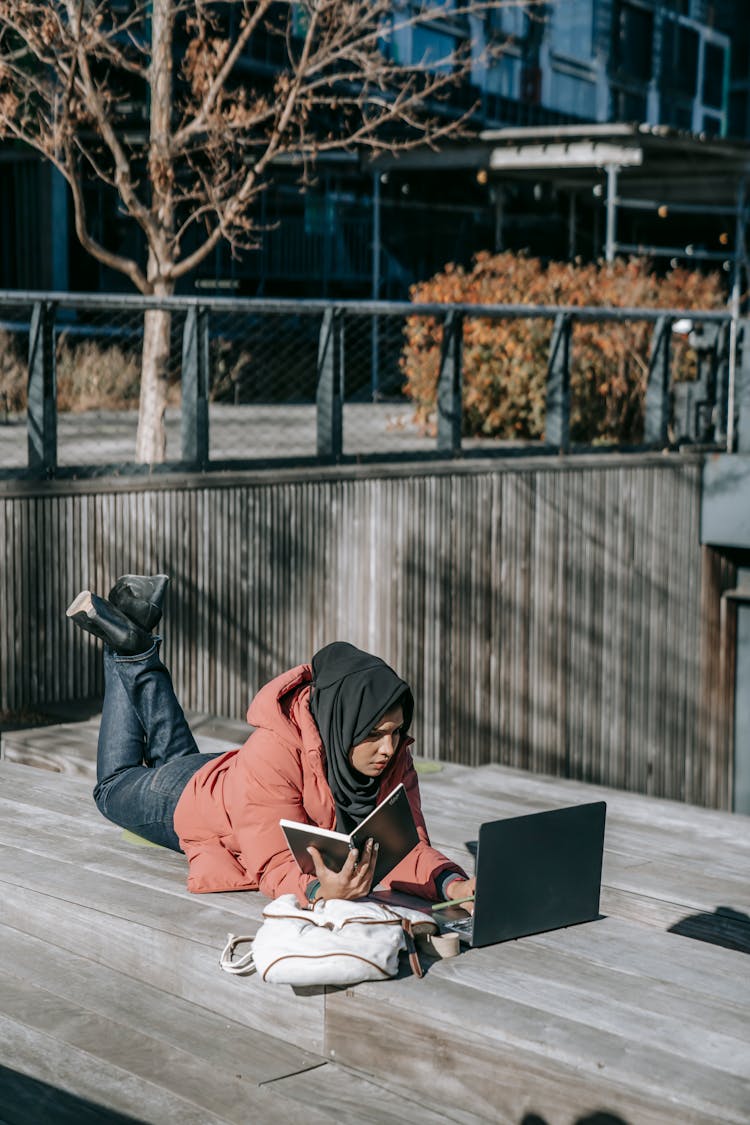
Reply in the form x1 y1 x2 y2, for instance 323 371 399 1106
27 300 57 474
644 316 672 447
713 322 731 445
545 313 572 452
437 310 463 455
737 319 750 454
317 307 343 460
181 305 210 467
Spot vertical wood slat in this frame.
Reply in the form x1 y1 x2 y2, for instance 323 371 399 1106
0 459 732 810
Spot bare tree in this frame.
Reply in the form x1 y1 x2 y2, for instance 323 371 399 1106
0 1 514 461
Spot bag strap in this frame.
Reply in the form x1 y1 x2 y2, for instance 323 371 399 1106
219 932 257 976
400 919 424 979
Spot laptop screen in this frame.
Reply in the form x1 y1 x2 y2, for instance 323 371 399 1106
470 801 607 947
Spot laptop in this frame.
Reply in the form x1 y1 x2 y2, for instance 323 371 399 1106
439 801 607 947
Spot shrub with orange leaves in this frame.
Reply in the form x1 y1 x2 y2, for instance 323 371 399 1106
400 253 727 443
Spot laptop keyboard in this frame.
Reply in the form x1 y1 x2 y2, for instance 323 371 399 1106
442 916 474 936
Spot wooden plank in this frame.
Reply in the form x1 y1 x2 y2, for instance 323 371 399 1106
442 936 750 1066
0 715 237 778
0 1003 334 1125
524 913 750 1007
0 844 325 1053
0 975 331 1125
0 923 323 1087
265 1062 451 1125
0 1012 243 1125
0 792 263 921
325 973 747 1125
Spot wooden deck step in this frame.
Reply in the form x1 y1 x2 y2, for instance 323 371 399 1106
0 925 329 1125
0 922 449 1125
326 917 750 1124
3 759 749 1124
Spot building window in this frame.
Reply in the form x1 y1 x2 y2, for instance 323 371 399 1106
551 0 595 62
486 53 522 98
610 86 648 121
549 69 597 118
613 2 654 83
660 17 699 99
703 41 727 111
490 3 529 40
411 26 456 73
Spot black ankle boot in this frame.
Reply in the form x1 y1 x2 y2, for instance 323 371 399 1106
108 574 170 631
66 591 154 655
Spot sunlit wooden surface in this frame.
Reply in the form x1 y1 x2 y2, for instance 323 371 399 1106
0 731 748 1124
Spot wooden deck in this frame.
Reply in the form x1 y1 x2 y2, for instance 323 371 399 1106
1 718 749 1124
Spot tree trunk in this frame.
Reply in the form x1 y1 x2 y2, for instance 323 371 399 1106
136 0 175 464
135 298 172 463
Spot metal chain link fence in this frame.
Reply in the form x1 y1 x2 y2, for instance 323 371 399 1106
0 293 737 475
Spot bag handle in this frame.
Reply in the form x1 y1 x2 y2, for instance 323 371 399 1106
219 932 257 976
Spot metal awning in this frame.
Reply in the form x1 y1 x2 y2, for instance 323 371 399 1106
369 122 750 260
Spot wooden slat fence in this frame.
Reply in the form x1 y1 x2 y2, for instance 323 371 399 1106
0 454 735 808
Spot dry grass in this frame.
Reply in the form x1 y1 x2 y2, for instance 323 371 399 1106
56 333 141 412
0 330 27 414
0 330 143 414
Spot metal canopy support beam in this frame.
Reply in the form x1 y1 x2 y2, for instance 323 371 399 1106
437 310 463 456
644 316 672 447
605 165 618 263
181 305 209 467
614 196 740 216
546 313 572 453
568 193 577 260
27 300 57 475
615 243 733 262
494 186 506 252
317 308 344 461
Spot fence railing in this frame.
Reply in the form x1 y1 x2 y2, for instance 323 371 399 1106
0 291 746 477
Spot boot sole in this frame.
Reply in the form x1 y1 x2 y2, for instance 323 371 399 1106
66 591 94 618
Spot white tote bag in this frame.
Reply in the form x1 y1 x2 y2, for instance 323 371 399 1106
219 895 441 986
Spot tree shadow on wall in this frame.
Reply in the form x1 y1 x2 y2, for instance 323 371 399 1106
398 466 704 797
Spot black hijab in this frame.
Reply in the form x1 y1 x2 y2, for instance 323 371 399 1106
310 641 414 834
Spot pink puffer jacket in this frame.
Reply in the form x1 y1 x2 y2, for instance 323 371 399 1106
173 662 465 902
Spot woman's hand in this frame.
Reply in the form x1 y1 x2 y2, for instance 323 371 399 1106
445 876 476 914
307 838 378 901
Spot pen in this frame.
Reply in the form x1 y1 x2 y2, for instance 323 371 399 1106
431 894 475 912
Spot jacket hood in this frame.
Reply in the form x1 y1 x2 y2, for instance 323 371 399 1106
246 662 323 756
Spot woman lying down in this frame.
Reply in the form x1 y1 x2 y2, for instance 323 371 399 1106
67 574 475 911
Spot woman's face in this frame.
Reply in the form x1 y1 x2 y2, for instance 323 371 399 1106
348 705 405 777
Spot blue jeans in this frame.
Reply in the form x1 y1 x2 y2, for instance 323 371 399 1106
93 641 220 851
